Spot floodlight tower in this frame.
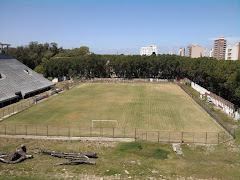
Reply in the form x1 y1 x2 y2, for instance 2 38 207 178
0 43 11 54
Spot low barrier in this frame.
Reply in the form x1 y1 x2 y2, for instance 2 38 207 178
0 124 231 144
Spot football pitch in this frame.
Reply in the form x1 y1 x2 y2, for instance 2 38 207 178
1 83 223 133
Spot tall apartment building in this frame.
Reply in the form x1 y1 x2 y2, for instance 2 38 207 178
140 45 158 56
225 43 240 60
188 43 204 58
213 35 227 60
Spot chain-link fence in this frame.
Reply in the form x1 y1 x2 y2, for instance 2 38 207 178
0 124 231 144
0 99 34 120
178 84 236 138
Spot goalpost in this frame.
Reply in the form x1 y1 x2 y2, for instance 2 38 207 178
92 120 118 128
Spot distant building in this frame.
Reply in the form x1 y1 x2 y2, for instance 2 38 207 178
178 48 184 56
140 45 158 56
225 43 240 60
204 49 210 57
168 51 173 55
213 35 227 60
183 47 189 57
188 43 204 58
209 49 214 57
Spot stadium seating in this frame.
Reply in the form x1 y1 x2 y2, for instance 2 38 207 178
0 54 53 106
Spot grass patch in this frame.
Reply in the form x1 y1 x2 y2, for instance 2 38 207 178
235 128 240 145
0 138 239 179
104 169 119 176
184 84 200 97
0 177 43 180
150 148 169 159
118 141 142 152
115 142 169 159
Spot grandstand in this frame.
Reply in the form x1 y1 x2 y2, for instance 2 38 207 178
0 54 54 108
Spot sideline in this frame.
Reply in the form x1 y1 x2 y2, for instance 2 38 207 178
0 134 135 142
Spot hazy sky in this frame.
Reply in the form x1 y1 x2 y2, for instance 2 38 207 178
1 0 239 54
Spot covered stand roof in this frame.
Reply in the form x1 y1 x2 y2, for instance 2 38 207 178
0 54 54 103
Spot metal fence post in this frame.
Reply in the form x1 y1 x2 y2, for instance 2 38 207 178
69 126 70 137
182 132 183 143
193 132 195 143
135 128 136 141
206 132 207 144
113 127 114 138
169 132 170 142
25 125 27 136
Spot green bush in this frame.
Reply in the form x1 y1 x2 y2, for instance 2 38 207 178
115 142 170 160
150 148 169 159
118 142 142 152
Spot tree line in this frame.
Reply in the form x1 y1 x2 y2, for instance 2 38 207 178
7 42 240 106
8 41 89 69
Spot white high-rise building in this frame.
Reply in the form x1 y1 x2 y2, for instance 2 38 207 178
140 45 158 56
209 49 214 57
184 47 189 57
225 43 240 60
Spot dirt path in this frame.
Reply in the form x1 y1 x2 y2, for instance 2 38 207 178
0 134 135 142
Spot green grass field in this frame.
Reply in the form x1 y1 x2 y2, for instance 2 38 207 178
0 83 223 133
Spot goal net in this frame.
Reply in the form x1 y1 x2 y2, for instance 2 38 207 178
92 120 118 128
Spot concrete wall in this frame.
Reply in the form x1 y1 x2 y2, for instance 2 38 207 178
190 81 240 121
191 82 210 95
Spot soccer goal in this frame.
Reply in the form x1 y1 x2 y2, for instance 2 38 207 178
92 120 118 128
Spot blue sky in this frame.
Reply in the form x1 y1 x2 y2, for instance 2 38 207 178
0 0 239 54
